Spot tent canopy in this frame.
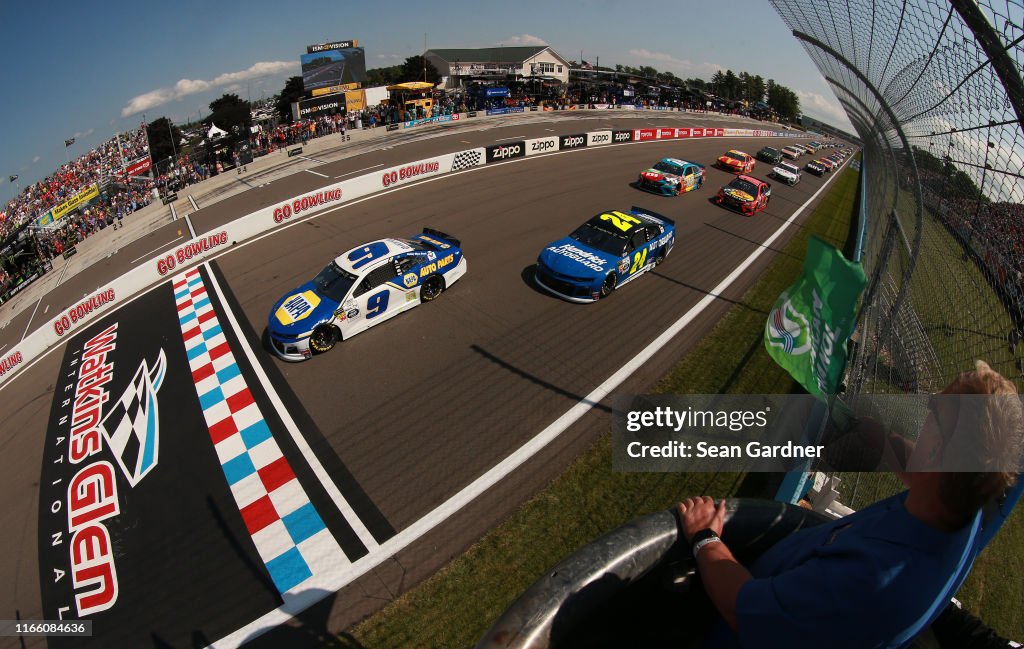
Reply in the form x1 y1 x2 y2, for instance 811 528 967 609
386 81 436 92
207 124 228 139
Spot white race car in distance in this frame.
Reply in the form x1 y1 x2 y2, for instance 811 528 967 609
771 161 802 186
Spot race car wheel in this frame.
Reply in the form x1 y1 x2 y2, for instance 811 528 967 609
654 249 667 266
420 275 445 302
309 324 338 354
600 273 617 298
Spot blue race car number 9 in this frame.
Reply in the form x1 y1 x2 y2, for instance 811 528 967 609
367 291 390 318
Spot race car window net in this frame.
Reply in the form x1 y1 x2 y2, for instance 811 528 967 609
728 179 759 195
353 265 396 297
313 262 358 302
570 222 628 256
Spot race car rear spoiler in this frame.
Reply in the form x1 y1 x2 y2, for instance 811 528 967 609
420 227 462 249
630 206 675 227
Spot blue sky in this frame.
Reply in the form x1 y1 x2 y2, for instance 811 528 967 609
0 0 853 204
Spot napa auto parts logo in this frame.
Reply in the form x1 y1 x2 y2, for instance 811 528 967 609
44 323 167 618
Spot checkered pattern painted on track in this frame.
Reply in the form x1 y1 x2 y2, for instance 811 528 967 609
172 267 342 593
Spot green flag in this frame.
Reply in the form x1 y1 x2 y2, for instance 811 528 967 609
764 236 867 397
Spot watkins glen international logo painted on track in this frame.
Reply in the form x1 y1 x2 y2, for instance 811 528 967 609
44 322 167 618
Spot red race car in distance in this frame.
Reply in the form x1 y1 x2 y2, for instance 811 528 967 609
717 149 755 174
715 175 772 216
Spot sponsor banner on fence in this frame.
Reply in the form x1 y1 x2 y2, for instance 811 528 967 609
294 95 344 121
35 210 54 227
485 107 525 116
485 141 525 163
379 154 453 188
636 128 658 141
560 134 588 150
402 114 460 129
612 130 634 143
525 136 559 156
588 130 612 146
657 128 676 139
153 231 230 276
52 184 100 220
50 287 118 337
345 89 366 112
125 156 152 177
313 82 360 97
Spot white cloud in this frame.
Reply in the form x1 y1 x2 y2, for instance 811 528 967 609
32 155 40 163
72 128 94 140
626 48 721 76
498 34 547 46
796 89 850 126
375 53 402 60
121 60 298 117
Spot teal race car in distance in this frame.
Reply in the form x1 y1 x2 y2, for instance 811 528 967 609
636 158 705 196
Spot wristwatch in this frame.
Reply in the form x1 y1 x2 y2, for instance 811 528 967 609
690 528 722 557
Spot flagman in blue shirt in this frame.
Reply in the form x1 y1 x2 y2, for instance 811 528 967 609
681 360 1023 649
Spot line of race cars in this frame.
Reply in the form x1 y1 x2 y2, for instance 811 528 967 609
266 138 852 360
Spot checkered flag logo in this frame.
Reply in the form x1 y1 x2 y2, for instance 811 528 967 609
100 349 167 487
451 150 482 172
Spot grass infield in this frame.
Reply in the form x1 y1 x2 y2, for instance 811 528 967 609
348 160 1022 646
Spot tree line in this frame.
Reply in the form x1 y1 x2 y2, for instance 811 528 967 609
612 65 800 120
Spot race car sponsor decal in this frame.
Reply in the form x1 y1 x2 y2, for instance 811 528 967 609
617 258 631 273
724 188 754 202
612 130 633 143
155 231 229 275
381 161 440 187
546 244 607 272
419 253 456 277
272 188 343 224
402 272 418 288
418 234 451 249
53 288 117 337
485 141 525 163
559 134 587 149
650 233 674 251
274 290 322 325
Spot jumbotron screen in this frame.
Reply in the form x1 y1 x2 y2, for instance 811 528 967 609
301 47 367 91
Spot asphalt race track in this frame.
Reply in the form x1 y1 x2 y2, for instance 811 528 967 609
0 113 852 647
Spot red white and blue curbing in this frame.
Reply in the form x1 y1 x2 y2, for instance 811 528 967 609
172 267 341 594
